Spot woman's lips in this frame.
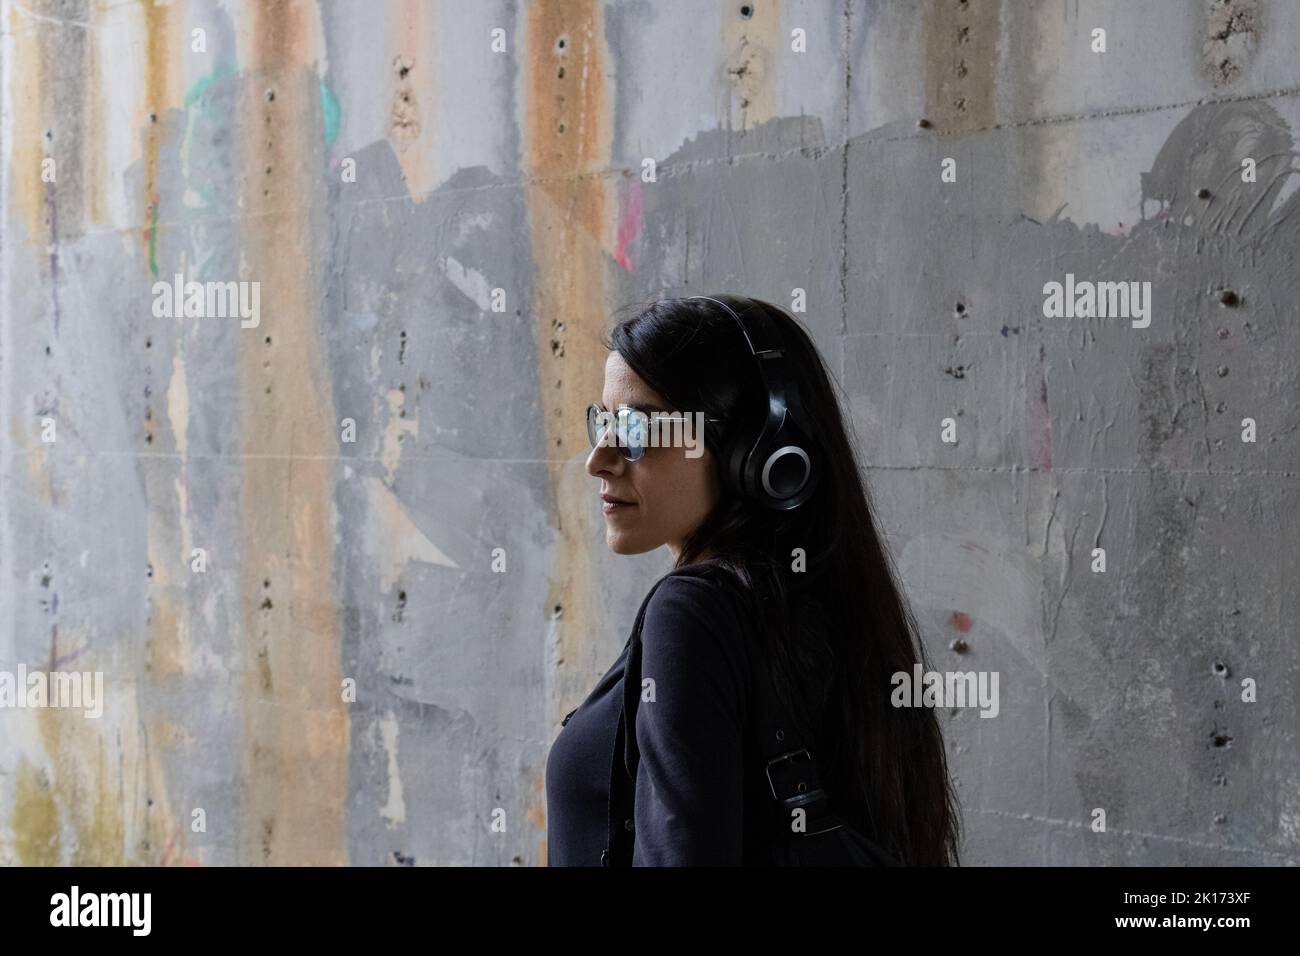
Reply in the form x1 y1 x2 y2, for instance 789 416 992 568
601 494 636 514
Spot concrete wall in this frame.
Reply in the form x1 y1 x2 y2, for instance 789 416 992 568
0 0 1295 865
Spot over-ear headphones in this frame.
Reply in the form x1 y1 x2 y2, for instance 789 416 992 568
687 295 818 511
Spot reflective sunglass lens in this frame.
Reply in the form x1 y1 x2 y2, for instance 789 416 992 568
586 405 651 462
621 409 646 446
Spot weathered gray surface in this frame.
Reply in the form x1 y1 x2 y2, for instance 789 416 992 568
0 0 1295 865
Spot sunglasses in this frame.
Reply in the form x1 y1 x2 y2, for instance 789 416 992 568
585 403 722 462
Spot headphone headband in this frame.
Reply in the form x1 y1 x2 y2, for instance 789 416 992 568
687 295 798 400
687 295 783 359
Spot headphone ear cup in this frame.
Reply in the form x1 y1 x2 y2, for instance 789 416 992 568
757 444 811 502
723 417 816 508
753 419 817 509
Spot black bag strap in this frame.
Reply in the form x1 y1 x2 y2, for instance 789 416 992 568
608 564 849 863
746 625 849 838
605 567 696 864
707 568 848 837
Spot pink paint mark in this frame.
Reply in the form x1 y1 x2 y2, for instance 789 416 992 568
614 178 644 272
159 830 176 866
950 611 973 632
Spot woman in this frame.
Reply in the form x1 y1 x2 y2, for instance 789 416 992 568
544 294 960 866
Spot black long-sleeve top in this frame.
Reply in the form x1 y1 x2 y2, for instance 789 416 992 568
545 570 785 866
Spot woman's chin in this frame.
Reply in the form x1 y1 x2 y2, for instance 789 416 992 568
605 531 654 556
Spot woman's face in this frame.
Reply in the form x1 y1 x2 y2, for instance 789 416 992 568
585 352 720 561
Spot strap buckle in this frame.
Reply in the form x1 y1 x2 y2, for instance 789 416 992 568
766 748 845 836
764 747 815 802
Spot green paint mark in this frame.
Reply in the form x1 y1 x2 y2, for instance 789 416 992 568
320 81 341 146
148 201 159 278
184 61 236 109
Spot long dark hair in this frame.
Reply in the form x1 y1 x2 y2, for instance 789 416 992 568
605 294 961 866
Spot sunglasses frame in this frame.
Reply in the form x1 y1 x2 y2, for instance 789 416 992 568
586 403 722 462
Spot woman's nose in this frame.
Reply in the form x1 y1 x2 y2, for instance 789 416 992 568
585 437 625 478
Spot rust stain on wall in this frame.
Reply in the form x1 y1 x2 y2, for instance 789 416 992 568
922 0 999 138
9 641 181 865
140 0 175 248
30 666 120 865
527 772 548 866
389 0 436 199
11 758 60 865
4 3 181 867
7 5 46 237
235 0 349 866
523 1 614 730
721 2 778 126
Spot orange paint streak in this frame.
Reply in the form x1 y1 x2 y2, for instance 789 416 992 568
523 3 615 866
721 2 778 128
236 0 349 866
141 0 172 261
